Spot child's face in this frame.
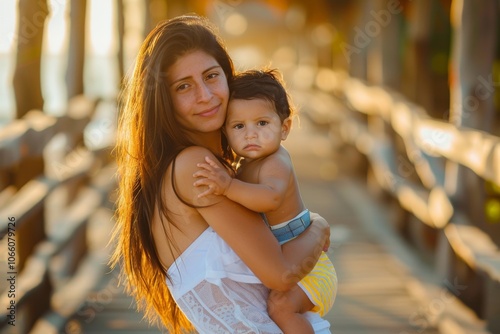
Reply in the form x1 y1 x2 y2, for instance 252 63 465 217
224 98 291 160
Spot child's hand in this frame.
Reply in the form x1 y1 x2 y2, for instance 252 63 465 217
193 156 233 198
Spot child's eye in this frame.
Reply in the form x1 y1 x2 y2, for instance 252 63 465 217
258 121 268 126
234 124 244 130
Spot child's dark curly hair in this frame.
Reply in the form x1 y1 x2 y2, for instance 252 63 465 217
229 69 295 122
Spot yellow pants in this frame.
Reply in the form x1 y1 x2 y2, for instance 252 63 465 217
298 252 337 316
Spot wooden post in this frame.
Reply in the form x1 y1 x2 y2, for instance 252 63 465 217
11 0 49 274
445 0 498 228
448 0 498 131
441 0 499 319
66 0 87 100
12 0 48 118
345 0 370 81
12 0 48 190
64 0 87 209
144 0 169 36
144 0 152 37
116 0 125 82
401 1 433 112
367 0 402 89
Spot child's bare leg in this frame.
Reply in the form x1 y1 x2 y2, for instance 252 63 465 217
267 285 315 334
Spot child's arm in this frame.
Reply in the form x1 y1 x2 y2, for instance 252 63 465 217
193 156 290 213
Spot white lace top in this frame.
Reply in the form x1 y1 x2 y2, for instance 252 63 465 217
166 227 331 333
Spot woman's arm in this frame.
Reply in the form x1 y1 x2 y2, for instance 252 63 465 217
175 147 329 291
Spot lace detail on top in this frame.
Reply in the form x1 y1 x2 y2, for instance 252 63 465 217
167 227 331 333
176 278 283 334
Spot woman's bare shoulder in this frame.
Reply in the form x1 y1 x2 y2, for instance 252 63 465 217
174 146 218 175
173 146 223 206
177 146 213 162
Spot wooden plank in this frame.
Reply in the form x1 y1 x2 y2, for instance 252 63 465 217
414 118 500 188
8 112 57 188
58 95 99 140
0 120 30 168
22 111 58 157
0 162 116 331
47 163 117 280
328 68 500 189
445 222 500 282
0 178 54 237
391 102 446 189
0 241 53 331
340 116 454 229
0 149 95 238
31 248 111 334
0 186 16 210
291 89 349 126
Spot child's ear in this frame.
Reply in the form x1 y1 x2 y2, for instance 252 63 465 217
281 117 292 140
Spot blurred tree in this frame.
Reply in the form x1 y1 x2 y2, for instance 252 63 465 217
167 0 195 17
445 0 499 240
13 0 48 118
66 0 86 99
117 0 125 81
143 0 213 37
144 0 169 36
449 0 497 131
368 0 402 89
345 0 369 80
397 1 451 118
402 1 433 112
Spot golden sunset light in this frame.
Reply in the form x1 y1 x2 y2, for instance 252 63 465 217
0 2 499 334
88 0 117 55
0 0 17 53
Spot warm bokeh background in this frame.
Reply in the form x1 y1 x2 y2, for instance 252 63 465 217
2 0 498 126
1 1 500 333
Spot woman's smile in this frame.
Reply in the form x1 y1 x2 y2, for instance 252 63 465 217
197 104 220 117
168 50 229 133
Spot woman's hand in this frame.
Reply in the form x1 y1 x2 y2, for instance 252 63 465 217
310 212 331 252
277 212 331 289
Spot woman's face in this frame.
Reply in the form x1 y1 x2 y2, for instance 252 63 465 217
167 50 229 135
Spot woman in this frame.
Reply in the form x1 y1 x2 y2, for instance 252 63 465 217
110 15 332 333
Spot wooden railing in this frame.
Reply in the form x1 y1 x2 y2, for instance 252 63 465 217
298 68 500 334
0 96 117 334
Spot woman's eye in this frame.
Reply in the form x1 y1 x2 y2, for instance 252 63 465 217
176 83 190 91
206 72 219 80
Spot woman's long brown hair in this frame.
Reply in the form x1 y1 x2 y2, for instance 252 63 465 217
110 15 234 333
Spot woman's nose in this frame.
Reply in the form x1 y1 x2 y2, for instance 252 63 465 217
196 83 213 102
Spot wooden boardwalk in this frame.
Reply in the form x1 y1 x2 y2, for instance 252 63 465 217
2 2 500 333
286 119 441 334
65 116 473 334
